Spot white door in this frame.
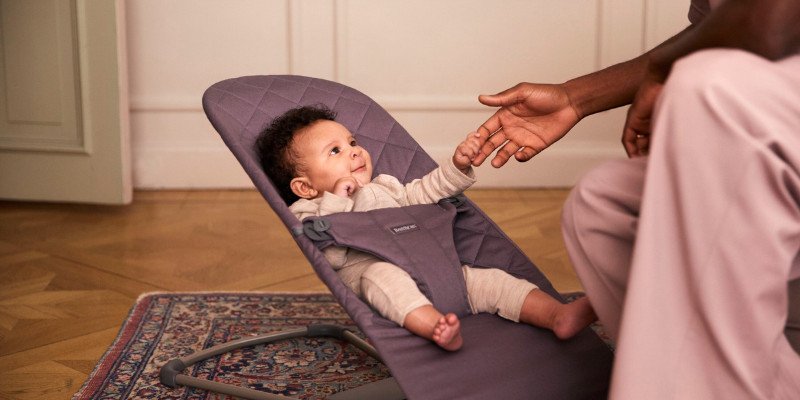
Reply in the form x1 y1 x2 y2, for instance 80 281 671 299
0 0 131 204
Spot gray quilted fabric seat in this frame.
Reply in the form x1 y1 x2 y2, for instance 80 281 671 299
203 75 614 400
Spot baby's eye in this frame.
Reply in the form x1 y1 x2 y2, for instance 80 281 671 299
350 140 357 147
329 147 340 155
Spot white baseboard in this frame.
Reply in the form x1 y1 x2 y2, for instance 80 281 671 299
133 143 625 189
133 147 254 189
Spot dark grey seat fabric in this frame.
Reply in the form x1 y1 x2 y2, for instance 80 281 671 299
306 202 475 319
203 75 614 400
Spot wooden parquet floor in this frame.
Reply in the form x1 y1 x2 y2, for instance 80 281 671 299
0 188 579 399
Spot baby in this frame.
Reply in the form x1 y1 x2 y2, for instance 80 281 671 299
256 105 597 351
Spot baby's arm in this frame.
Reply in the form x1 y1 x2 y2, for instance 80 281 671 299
375 132 484 206
290 176 364 221
331 176 363 199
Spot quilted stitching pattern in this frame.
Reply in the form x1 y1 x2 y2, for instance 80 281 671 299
202 75 559 299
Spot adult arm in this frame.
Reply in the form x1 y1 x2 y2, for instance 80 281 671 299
564 28 694 121
623 0 800 157
651 0 800 76
476 0 800 166
473 28 693 167
562 0 800 117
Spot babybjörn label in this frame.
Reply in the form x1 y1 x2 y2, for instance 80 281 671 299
390 223 419 235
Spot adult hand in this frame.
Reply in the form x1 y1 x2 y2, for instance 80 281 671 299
474 83 581 168
621 71 665 158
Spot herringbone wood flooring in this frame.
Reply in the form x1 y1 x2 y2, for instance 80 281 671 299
0 188 579 399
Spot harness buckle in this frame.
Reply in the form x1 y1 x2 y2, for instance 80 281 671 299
302 218 333 241
440 194 467 208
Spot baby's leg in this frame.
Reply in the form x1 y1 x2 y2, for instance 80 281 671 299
463 266 596 339
403 306 463 351
518 290 597 340
335 262 372 297
361 262 462 351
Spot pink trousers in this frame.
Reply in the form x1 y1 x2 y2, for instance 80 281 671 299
562 49 800 399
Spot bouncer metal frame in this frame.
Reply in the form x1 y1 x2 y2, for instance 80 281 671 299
159 324 406 400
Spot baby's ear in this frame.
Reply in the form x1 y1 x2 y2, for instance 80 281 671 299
290 177 318 199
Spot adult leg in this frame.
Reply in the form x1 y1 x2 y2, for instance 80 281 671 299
611 49 800 400
561 156 647 342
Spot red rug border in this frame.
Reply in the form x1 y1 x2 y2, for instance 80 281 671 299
70 291 335 400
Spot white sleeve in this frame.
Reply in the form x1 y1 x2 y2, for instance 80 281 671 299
374 158 477 206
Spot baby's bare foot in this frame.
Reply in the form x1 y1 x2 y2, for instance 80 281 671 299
552 297 598 340
432 313 463 351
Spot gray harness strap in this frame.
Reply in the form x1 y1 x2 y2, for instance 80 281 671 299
303 201 472 318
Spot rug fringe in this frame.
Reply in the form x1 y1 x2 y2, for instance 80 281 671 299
134 290 334 303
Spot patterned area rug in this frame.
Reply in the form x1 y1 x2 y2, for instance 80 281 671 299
72 292 611 400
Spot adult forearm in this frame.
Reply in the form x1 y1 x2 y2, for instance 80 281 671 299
563 27 693 119
649 0 800 79
562 56 647 120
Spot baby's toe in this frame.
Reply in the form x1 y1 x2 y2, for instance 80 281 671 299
445 313 459 325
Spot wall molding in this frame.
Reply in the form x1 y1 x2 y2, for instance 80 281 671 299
133 146 259 189
130 97 202 112
644 0 691 51
289 0 335 80
133 141 624 189
130 94 492 113
598 0 646 69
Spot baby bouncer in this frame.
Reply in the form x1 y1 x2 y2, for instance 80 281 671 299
159 75 614 399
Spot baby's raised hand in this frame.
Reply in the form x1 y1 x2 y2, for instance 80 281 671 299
453 132 485 173
332 176 363 198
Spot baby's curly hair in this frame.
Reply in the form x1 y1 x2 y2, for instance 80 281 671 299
255 105 337 205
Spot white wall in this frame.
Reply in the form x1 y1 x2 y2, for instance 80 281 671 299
127 0 690 189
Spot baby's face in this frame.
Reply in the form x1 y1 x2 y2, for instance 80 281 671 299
292 120 372 198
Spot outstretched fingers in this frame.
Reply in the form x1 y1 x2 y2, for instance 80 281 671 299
491 139 521 168
491 138 542 167
479 112 549 168
476 128 508 167
515 146 538 162
473 114 502 166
